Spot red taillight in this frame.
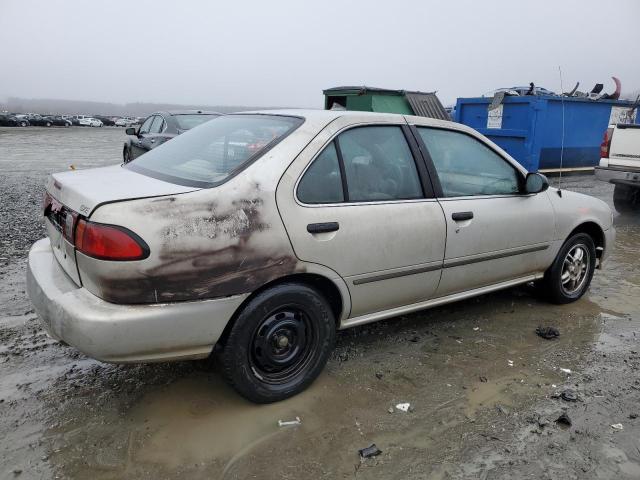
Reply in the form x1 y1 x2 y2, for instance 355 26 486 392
74 219 149 261
600 127 614 158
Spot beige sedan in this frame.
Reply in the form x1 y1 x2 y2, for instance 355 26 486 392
27 110 614 402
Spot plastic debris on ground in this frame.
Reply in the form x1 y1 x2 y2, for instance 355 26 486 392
395 403 411 412
536 326 560 340
508 360 514 367
559 368 572 374
611 423 624 430
278 417 301 427
359 444 382 458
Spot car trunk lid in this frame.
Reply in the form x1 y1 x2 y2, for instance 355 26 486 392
44 164 199 286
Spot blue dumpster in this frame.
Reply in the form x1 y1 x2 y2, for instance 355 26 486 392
454 96 639 171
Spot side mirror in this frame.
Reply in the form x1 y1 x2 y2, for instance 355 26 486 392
525 172 549 194
125 127 137 136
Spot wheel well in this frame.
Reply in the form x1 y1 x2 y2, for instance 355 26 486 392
569 222 605 258
216 273 344 347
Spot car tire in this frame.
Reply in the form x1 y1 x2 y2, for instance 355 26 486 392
218 283 336 403
45 121 52 127
539 233 596 304
20 121 27 127
613 184 638 214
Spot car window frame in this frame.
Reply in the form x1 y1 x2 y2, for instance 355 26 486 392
409 124 526 199
139 116 155 135
295 123 435 206
149 115 165 134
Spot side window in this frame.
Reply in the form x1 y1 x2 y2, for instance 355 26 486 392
139 116 155 134
149 116 164 134
297 142 344 204
338 126 423 202
417 128 520 197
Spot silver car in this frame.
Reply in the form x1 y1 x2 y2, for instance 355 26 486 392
27 110 614 402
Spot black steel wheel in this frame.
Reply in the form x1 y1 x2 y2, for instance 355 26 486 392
539 233 596 304
218 283 336 403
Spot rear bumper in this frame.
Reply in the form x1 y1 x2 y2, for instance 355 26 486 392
26 238 247 363
595 166 640 187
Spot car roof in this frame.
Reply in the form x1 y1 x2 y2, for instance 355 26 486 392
240 108 457 128
154 110 222 116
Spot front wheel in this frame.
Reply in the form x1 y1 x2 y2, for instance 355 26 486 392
539 233 596 304
217 283 336 403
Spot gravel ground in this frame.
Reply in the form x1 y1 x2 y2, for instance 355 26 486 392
1 126 639 479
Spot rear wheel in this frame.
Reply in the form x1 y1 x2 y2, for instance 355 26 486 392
45 121 52 127
218 283 336 403
539 233 596 304
19 121 27 127
613 184 639 214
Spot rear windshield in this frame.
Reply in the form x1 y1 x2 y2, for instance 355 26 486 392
174 114 219 130
126 114 303 187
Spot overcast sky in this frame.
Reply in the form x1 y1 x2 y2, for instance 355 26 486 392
1 0 639 108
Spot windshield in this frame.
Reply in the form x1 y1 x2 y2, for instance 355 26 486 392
174 114 219 130
126 114 303 187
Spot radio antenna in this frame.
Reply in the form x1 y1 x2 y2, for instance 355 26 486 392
557 65 565 197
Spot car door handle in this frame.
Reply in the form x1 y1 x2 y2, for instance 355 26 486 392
307 222 339 234
452 212 474 221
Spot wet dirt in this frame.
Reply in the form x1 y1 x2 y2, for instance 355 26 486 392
1 127 639 479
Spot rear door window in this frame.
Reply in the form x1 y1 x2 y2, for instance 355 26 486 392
297 142 344 204
338 126 423 202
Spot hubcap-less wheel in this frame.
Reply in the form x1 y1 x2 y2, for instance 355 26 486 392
250 308 316 384
560 244 590 295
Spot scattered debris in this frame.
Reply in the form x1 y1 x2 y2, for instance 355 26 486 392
536 326 560 340
629 413 638 419
359 444 382 459
555 413 572 427
387 407 394 414
473 327 480 331
278 417 301 427
508 360 514 367
556 389 578 402
611 423 624 430
559 368 572 374
375 372 383 380
479 376 488 383
395 403 411 412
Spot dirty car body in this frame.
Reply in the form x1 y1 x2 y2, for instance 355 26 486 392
27 110 614 402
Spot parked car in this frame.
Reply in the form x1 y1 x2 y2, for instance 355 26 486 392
0 113 28 127
46 115 72 127
115 117 138 127
122 110 220 162
94 116 116 126
78 117 103 127
596 123 640 212
24 114 54 127
27 110 614 403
